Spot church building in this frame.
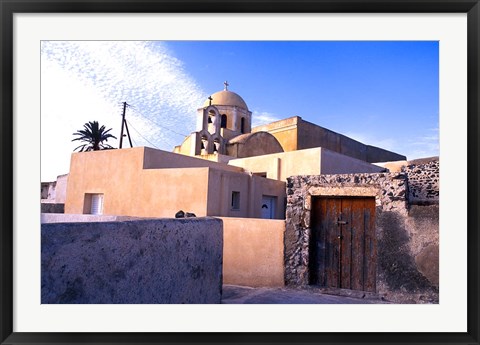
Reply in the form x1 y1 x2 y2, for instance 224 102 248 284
45 83 440 303
63 82 405 220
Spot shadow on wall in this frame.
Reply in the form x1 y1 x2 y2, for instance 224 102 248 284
377 210 438 303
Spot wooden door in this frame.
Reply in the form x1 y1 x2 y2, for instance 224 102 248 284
310 197 376 292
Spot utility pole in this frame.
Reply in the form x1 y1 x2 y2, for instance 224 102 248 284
119 102 133 149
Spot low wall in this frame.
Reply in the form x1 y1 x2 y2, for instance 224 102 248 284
42 218 223 304
41 213 141 223
221 217 285 287
40 202 64 214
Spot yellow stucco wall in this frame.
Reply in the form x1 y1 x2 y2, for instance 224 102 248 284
228 147 383 182
228 147 323 181
173 134 193 155
65 147 286 219
221 217 285 287
252 117 299 152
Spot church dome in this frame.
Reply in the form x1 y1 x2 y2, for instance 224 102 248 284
203 83 248 110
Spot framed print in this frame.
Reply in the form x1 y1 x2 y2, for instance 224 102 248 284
1 1 479 344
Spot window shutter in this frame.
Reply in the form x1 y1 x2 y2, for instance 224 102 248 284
91 194 104 215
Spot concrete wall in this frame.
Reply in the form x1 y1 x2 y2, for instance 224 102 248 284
41 218 223 304
228 147 383 182
285 169 439 304
221 217 285 287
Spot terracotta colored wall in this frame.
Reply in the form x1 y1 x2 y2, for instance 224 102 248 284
65 147 285 219
206 169 250 218
65 148 145 215
221 217 285 287
65 147 211 217
206 169 286 219
138 168 210 217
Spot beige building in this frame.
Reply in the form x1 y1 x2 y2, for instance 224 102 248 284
65 147 286 219
50 83 441 299
64 83 405 219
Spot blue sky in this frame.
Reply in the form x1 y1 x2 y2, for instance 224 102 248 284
41 40 438 181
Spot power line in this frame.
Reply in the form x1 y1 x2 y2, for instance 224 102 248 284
125 119 160 149
128 106 189 138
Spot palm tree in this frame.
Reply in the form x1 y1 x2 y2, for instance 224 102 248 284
72 121 117 152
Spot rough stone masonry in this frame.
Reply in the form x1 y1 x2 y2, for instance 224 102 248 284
42 218 223 304
285 159 439 304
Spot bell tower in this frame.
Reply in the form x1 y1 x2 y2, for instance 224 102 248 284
192 82 252 155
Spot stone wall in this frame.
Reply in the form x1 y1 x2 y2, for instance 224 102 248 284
403 159 439 205
40 202 65 214
42 218 223 304
285 169 439 304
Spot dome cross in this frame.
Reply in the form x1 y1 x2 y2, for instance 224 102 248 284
223 81 229 91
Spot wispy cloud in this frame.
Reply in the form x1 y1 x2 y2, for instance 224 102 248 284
41 41 206 181
251 111 282 128
344 127 439 161
343 132 398 152
403 127 439 159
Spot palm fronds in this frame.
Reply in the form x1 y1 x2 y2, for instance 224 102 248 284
72 121 117 152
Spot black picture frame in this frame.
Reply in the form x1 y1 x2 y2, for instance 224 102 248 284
1 1 479 344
